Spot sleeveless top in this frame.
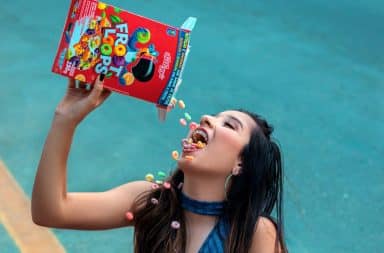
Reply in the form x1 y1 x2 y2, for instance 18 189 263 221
180 192 230 253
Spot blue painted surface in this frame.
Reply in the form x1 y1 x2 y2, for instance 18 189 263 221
0 223 19 253
0 0 383 252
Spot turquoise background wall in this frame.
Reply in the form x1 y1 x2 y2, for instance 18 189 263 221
0 0 383 252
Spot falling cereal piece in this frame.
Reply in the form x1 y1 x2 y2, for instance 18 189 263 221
185 155 194 161
189 122 198 131
163 182 171 189
170 97 177 106
125 211 134 221
152 183 160 190
179 118 187 126
172 150 179 160
184 112 192 121
157 171 167 179
151 198 159 205
178 100 185 109
145 173 154 182
155 180 163 184
171 221 180 229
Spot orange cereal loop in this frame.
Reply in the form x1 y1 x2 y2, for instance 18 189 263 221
82 50 91 60
123 72 135 86
74 74 86 82
102 35 114 46
185 155 194 161
172 150 179 160
114 44 127 56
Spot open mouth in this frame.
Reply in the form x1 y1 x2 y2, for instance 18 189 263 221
181 127 209 153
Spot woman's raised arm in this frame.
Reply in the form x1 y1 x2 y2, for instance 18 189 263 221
31 77 151 229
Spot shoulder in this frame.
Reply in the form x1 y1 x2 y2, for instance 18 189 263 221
249 216 282 253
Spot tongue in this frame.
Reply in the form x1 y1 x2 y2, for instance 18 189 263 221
181 139 202 152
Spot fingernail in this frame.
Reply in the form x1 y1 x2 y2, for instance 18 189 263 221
99 74 105 82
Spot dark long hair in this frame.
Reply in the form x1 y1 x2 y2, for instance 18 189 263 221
132 110 288 253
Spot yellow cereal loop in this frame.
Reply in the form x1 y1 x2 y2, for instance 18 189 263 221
145 173 154 182
74 74 86 82
97 2 107 10
114 44 127 56
123 72 135 86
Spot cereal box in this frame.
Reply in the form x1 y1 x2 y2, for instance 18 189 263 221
52 0 196 118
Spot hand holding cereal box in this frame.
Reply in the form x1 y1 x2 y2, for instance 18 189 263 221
52 0 196 120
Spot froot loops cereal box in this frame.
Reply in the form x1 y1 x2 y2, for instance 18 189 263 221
52 0 196 120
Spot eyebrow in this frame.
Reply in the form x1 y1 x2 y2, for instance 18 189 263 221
215 113 244 130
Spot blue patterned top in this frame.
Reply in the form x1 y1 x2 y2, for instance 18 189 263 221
180 192 230 253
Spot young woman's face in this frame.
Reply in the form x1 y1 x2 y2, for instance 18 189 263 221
178 110 257 176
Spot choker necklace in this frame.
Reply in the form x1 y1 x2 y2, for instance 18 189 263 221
180 191 225 216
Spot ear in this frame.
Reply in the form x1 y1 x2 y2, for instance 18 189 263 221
232 160 242 175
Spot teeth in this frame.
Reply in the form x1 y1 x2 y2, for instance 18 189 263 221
193 129 208 144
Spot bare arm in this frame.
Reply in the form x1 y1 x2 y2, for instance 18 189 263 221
31 77 151 229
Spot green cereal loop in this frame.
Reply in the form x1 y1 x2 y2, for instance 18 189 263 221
110 15 121 24
101 11 106 19
184 112 192 121
157 171 166 179
100 43 112 56
114 7 121 13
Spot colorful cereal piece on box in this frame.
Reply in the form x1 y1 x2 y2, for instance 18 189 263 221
178 100 186 109
180 118 187 126
145 173 154 182
172 150 179 160
114 44 127 56
110 15 122 24
74 74 86 82
97 2 107 10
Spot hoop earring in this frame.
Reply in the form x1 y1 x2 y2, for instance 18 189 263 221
224 173 233 199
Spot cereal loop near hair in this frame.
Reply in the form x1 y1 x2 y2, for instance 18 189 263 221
171 221 180 229
163 182 171 189
151 198 159 205
125 211 134 221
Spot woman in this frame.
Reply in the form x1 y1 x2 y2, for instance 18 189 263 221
31 76 288 253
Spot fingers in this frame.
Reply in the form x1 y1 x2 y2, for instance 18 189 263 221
89 74 106 103
68 78 76 88
78 81 87 89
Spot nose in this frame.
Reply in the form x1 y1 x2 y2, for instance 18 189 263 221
200 115 215 128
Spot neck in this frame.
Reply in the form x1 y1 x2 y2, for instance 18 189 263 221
181 172 226 226
182 172 226 202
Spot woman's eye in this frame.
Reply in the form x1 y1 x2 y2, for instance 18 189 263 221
224 122 235 130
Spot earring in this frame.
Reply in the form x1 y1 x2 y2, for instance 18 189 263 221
224 173 233 192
